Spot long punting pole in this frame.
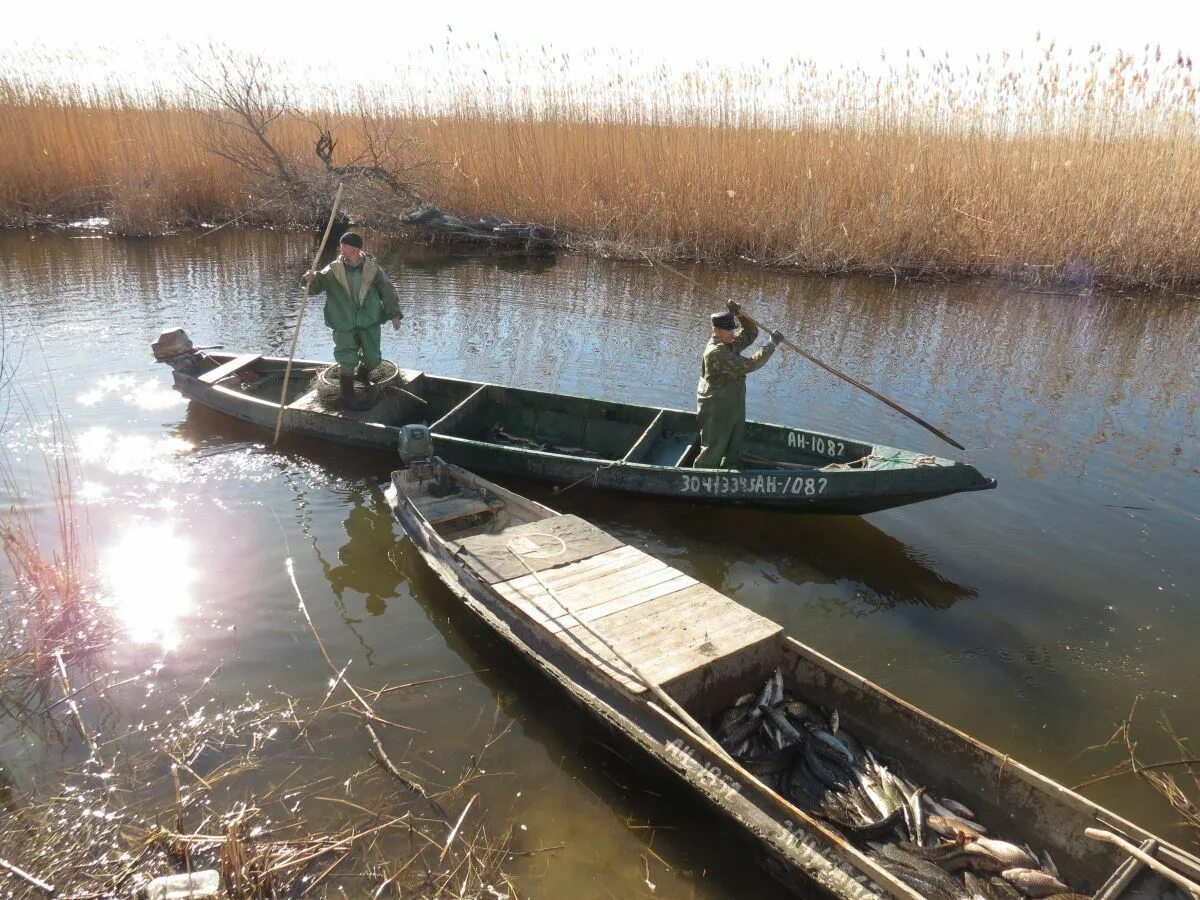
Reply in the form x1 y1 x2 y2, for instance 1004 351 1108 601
647 256 966 452
273 183 344 444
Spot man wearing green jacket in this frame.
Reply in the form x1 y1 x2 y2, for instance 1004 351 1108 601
694 302 783 469
303 231 404 409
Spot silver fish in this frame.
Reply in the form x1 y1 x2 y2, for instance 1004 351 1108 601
734 693 755 707
926 813 986 841
755 675 774 710
909 787 925 846
966 838 1038 869
939 796 977 820
855 771 895 819
830 708 840 734
766 706 804 745
1000 867 1069 898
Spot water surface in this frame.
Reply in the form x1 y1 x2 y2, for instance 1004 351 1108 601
1 230 1197 895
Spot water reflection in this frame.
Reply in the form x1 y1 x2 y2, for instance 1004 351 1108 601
76 374 182 411
76 426 193 484
101 521 196 650
530 482 977 612
304 487 404 666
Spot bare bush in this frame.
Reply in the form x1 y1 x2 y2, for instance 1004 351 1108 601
185 48 430 229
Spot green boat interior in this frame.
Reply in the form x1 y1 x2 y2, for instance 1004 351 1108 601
198 353 905 472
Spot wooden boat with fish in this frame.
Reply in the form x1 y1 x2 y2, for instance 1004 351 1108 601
387 458 1200 899
152 329 996 514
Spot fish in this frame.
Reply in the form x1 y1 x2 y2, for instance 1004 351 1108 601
804 736 856 790
741 743 804 778
717 711 762 751
987 877 1025 900
813 728 857 765
923 792 989 830
880 844 971 899
927 813 986 841
1038 849 1060 879
734 692 755 707
1000 868 1070 898
765 706 805 745
963 872 994 900
939 796 978 820
830 708 840 734
755 675 775 711
909 786 926 846
854 770 895 819
782 698 813 721
965 838 1038 870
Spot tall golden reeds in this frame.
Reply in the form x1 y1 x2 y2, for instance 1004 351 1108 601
0 39 1197 289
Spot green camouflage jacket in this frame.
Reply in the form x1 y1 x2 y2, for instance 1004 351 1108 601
305 254 403 332
696 318 776 399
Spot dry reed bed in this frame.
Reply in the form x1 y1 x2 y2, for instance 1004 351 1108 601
0 42 1198 287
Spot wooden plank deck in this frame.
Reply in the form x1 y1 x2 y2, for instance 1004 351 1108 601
413 493 498 526
199 353 262 384
468 514 780 694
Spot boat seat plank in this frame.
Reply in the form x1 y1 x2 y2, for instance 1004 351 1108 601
565 586 752 655
413 494 498 526
513 571 697 633
490 539 780 694
506 546 650 593
495 557 675 616
542 573 697 634
199 353 262 384
453 514 623 584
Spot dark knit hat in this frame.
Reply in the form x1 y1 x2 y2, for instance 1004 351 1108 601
711 311 737 330
339 231 364 249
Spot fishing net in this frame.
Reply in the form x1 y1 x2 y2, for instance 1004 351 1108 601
314 360 403 410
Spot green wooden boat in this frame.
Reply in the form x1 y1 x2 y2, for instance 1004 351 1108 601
152 330 996 514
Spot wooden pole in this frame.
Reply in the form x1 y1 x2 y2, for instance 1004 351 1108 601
1084 829 1200 898
273 183 344 444
645 255 966 452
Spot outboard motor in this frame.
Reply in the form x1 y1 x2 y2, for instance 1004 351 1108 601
151 328 195 361
398 423 434 468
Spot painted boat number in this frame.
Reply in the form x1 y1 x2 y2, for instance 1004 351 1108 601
679 473 828 496
787 432 844 456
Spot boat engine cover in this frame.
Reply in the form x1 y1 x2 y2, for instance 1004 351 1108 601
398 424 433 465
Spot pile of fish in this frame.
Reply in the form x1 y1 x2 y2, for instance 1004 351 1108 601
712 670 1085 900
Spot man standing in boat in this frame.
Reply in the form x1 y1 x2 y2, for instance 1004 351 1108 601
694 302 783 469
303 232 404 409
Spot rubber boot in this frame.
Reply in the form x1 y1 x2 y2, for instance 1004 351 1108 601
339 373 362 411
355 363 373 385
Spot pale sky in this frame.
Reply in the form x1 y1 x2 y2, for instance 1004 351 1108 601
4 0 1199 95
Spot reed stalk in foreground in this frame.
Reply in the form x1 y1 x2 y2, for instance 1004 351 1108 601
0 40 1197 290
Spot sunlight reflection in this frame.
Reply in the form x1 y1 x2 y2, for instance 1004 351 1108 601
77 374 183 410
101 522 196 651
75 426 193 481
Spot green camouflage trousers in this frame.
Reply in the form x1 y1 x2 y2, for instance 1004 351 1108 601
694 384 746 469
333 326 383 373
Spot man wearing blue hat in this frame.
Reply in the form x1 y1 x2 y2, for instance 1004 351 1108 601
303 231 404 410
694 302 783 469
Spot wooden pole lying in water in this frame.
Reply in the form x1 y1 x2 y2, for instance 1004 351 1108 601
645 255 966 452
273 183 343 444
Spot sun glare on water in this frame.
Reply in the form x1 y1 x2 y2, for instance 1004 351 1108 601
101 522 197 651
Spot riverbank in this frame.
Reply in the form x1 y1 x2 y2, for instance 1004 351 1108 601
3 41 1199 293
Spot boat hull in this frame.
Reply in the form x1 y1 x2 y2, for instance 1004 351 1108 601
163 347 996 514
